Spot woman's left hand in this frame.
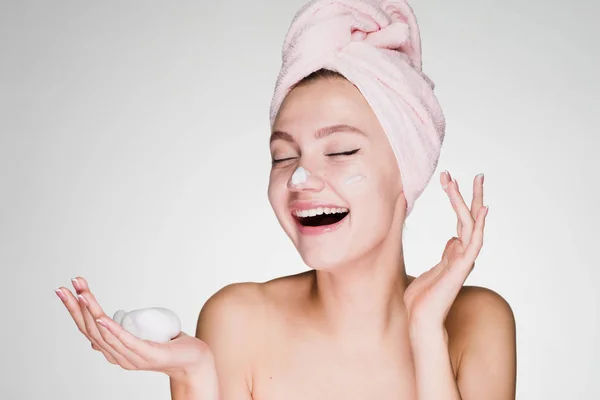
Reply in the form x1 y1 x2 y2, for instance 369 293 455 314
404 171 488 335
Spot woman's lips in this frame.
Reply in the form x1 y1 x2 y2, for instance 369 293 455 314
288 201 350 236
293 212 349 236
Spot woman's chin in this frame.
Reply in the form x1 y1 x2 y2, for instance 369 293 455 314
298 248 353 272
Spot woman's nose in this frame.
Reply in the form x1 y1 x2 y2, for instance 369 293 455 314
287 166 326 192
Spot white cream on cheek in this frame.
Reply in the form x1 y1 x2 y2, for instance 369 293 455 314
345 174 365 185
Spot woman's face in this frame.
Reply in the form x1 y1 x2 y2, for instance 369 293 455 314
268 77 405 270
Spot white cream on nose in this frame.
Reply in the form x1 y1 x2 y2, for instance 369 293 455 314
291 166 310 186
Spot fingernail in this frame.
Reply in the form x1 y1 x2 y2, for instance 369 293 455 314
484 205 489 216
71 277 82 292
55 288 66 301
96 319 108 329
477 173 484 183
77 294 89 306
441 171 450 189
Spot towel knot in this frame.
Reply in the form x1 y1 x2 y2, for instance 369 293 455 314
281 1 422 74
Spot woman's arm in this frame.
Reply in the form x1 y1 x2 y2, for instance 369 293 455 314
192 283 262 400
409 287 516 400
409 326 461 399
453 287 517 399
168 283 260 400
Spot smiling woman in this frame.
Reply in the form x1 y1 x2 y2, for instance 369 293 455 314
55 0 516 399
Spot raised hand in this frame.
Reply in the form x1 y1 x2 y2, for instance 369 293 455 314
404 171 488 332
55 277 214 380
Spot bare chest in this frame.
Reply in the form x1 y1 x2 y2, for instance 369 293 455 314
251 337 418 400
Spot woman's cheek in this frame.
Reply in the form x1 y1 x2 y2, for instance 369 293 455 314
268 170 287 205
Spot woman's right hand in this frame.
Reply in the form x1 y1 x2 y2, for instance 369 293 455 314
55 277 215 381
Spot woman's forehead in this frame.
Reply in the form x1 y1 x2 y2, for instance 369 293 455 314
273 79 384 141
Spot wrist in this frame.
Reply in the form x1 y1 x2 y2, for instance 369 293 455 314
169 361 219 400
169 354 217 383
167 342 216 378
408 323 448 347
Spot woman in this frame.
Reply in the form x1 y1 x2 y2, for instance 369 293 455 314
55 0 516 399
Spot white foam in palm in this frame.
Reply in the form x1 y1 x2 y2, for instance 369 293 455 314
113 307 181 343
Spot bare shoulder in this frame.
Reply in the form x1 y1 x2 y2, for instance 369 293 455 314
196 281 268 340
446 285 517 396
195 281 271 397
446 285 516 341
196 271 313 340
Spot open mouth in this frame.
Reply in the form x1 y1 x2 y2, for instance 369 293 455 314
292 207 349 227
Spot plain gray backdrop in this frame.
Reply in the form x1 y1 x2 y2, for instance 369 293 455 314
1 0 598 398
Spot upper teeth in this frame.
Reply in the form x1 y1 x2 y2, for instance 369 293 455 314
293 207 349 218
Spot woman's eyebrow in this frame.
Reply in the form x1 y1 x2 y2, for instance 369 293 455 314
270 130 294 144
314 124 366 139
270 124 366 143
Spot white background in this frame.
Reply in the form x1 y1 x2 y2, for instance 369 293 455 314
1 0 598 398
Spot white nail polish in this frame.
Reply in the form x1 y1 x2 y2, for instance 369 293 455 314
77 294 88 306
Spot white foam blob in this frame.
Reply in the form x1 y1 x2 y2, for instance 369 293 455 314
291 166 310 185
112 307 181 343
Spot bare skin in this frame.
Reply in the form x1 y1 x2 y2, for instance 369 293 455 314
197 269 514 399
57 76 516 399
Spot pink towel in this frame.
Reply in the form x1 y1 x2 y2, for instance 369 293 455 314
269 0 445 217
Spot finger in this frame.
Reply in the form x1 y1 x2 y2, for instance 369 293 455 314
81 290 148 369
56 287 89 337
464 205 488 263
440 170 452 193
435 255 476 308
441 172 467 237
405 261 445 305
95 318 149 370
456 180 462 236
470 173 484 220
72 276 92 293
440 237 460 264
71 276 84 294
96 317 163 369
56 286 119 364
446 206 487 283
440 171 462 235
445 178 475 245
77 292 135 369
405 237 458 307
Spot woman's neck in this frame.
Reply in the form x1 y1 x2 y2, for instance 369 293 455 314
308 233 410 344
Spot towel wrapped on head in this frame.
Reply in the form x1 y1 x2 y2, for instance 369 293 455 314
269 0 446 217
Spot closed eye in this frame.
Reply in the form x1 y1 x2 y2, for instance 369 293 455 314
272 156 297 165
327 149 360 157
